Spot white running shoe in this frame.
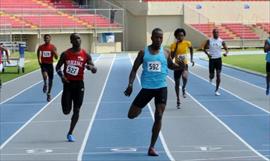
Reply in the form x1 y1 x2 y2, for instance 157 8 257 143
215 91 221 96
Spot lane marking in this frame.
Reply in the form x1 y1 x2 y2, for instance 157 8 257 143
195 63 265 90
77 54 116 161
189 70 270 114
0 80 43 104
167 76 269 161
0 92 63 150
128 54 176 161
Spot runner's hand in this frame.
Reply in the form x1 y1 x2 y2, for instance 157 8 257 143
191 60 195 67
91 66 97 73
223 53 228 57
61 76 70 83
124 85 133 96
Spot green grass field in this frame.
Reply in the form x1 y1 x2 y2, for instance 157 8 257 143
222 54 266 74
1 52 40 83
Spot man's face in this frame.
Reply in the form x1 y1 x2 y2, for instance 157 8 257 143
151 31 163 48
71 34 81 47
213 29 219 38
44 35 51 44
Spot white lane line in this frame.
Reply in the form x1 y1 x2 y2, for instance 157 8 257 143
189 70 270 114
1 55 102 105
0 80 43 104
2 69 41 86
195 63 265 90
77 54 116 161
0 91 63 150
128 54 176 161
0 55 103 150
167 76 269 161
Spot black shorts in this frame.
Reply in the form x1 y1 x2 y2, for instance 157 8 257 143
62 80 84 114
132 87 167 108
40 64 54 80
266 62 270 73
174 64 188 80
209 58 222 74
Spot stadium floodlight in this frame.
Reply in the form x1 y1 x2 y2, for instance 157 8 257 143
196 4 202 10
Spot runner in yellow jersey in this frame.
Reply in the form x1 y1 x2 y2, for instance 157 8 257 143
170 28 194 109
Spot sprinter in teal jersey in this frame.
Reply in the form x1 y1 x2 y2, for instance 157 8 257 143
124 28 184 156
264 34 270 95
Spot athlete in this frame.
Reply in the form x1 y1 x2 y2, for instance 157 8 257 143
37 34 58 101
264 34 270 95
124 28 184 156
0 43 10 88
56 33 97 142
203 29 228 96
170 28 194 108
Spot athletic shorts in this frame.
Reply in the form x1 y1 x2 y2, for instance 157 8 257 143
267 62 270 73
132 87 167 108
209 58 222 74
174 64 188 80
62 80 84 114
40 64 54 80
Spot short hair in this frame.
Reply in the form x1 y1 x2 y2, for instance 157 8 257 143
174 28 186 37
70 33 79 40
152 28 163 36
44 34 51 39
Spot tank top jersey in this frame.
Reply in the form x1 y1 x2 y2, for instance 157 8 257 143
63 48 88 81
266 38 270 63
141 46 168 89
38 43 56 64
209 38 223 59
0 50 3 64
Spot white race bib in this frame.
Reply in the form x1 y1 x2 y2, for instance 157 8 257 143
147 61 161 72
177 55 186 61
66 65 79 76
42 51 51 58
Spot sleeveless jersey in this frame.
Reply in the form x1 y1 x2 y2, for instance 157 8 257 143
266 38 270 63
141 46 168 89
63 49 88 81
209 38 223 59
38 43 56 64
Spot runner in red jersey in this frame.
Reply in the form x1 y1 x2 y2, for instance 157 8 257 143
56 33 97 142
37 34 58 101
0 43 10 88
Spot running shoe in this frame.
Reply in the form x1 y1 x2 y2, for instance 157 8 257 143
43 84 47 93
67 134 75 142
177 98 180 109
47 93 51 102
215 91 221 96
148 147 159 156
182 88 187 98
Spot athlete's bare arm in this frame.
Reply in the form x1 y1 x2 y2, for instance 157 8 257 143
222 41 229 56
124 50 144 96
56 52 69 83
53 46 58 60
165 49 184 70
203 40 211 58
264 40 270 53
85 54 97 73
189 45 195 66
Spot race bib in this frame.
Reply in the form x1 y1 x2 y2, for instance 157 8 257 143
42 51 51 58
66 65 79 76
147 61 161 72
177 55 186 61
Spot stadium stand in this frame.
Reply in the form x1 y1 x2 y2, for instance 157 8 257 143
222 23 259 39
256 23 270 33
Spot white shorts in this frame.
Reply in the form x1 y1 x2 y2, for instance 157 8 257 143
0 63 3 73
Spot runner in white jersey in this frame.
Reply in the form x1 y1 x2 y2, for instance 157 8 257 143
203 29 228 96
